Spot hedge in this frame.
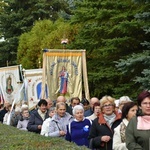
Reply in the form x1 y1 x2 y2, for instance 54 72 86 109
0 124 89 150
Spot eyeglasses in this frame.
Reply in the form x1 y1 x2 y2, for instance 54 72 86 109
141 102 150 106
102 104 114 108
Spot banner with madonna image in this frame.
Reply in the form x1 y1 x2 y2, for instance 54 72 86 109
0 65 23 104
42 49 90 102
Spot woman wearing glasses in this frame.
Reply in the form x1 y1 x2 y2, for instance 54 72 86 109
89 96 121 150
126 90 150 150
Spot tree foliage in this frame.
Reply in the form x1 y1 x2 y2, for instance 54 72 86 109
0 0 71 67
17 19 79 69
0 0 149 99
69 0 148 98
116 0 150 90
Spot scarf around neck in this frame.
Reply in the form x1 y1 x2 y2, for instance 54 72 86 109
120 118 129 143
104 113 116 127
38 109 47 120
137 116 150 130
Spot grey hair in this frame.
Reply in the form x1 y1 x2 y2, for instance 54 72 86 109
72 105 84 115
56 102 66 110
48 107 56 114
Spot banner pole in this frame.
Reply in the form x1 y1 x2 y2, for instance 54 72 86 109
41 50 47 99
82 50 90 100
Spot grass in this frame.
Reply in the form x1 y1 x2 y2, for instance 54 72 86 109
0 124 89 150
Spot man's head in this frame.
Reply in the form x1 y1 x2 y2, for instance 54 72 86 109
81 98 89 111
46 98 53 109
70 97 80 108
56 96 66 103
90 97 99 109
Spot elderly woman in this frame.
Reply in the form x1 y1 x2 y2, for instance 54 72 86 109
113 102 138 150
17 108 30 131
48 102 73 137
86 102 101 121
65 105 92 147
89 96 122 150
118 96 131 113
126 90 150 150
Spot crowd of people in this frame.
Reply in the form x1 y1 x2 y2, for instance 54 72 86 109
0 90 150 150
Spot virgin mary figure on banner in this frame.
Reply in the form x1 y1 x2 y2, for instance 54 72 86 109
6 75 13 95
59 66 69 94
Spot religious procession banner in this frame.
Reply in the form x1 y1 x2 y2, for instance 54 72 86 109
0 65 23 104
42 49 90 102
23 68 48 110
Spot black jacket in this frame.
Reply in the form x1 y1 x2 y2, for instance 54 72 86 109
88 112 122 150
27 109 49 134
0 108 7 123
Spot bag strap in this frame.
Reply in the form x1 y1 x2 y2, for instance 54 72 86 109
53 120 61 131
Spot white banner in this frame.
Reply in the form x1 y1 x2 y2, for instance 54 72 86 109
24 69 47 110
0 65 22 104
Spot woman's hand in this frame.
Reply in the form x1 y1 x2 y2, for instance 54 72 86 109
59 130 66 136
101 135 111 142
38 125 42 129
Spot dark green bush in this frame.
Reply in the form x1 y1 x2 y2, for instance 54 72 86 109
0 124 89 150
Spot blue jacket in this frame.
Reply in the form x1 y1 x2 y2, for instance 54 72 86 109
27 109 49 134
66 118 92 147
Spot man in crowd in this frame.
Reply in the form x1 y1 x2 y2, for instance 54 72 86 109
70 97 80 110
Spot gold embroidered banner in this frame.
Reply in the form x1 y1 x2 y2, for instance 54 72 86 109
42 49 90 101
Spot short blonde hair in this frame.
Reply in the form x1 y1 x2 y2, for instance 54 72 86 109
100 96 115 107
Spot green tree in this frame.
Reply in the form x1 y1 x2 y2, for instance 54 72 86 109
69 0 148 98
116 0 150 90
17 19 79 69
0 0 71 67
